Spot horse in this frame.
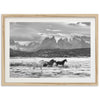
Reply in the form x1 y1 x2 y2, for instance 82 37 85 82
46 59 56 67
33 60 47 73
32 62 38 69
42 59 56 67
55 59 67 67
32 59 56 73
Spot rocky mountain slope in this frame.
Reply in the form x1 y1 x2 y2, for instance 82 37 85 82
10 36 90 52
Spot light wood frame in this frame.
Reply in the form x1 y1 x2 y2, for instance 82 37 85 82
1 14 98 86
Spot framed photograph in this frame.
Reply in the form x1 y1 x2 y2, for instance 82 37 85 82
2 14 98 86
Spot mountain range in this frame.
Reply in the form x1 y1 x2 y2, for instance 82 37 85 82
10 36 90 52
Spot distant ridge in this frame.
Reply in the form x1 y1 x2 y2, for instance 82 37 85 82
10 36 90 52
10 48 90 57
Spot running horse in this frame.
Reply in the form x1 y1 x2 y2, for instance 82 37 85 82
33 59 56 73
43 59 56 67
55 59 67 67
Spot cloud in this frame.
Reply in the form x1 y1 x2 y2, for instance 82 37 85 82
68 22 90 27
77 22 90 26
46 28 61 32
10 22 90 41
46 29 51 31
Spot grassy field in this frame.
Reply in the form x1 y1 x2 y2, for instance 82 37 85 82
10 57 91 78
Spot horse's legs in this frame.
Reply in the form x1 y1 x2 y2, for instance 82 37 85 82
62 64 64 67
56 64 58 67
40 65 43 73
33 66 35 69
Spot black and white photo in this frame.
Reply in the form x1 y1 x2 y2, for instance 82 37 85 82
10 22 91 78
2 14 98 85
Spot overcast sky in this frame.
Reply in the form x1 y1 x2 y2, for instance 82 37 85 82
10 22 90 42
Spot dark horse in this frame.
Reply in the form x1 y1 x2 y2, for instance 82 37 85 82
55 59 67 67
43 59 56 67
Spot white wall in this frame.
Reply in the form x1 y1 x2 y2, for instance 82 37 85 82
0 0 99 100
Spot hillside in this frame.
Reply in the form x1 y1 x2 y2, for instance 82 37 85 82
10 36 90 52
10 48 90 57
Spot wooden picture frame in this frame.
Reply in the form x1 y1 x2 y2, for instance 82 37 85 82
2 14 98 86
